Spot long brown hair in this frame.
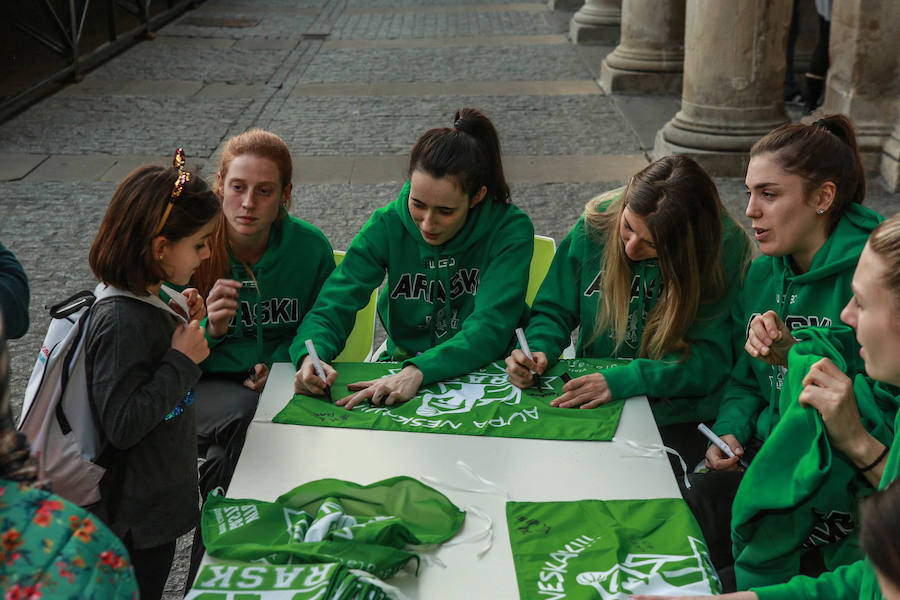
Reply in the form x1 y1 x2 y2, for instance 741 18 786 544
409 107 510 203
90 164 219 295
750 114 866 234
194 129 294 297
588 155 732 359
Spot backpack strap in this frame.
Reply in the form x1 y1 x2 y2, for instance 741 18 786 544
93 283 188 324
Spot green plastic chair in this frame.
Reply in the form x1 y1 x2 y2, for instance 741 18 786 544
332 250 377 362
526 235 556 306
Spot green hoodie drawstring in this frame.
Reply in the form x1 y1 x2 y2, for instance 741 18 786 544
231 259 265 367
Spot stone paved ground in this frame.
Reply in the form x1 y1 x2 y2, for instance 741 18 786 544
0 1 898 597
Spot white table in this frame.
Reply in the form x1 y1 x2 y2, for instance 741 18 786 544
217 362 681 597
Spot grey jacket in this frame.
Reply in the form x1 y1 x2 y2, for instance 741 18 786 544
85 294 201 549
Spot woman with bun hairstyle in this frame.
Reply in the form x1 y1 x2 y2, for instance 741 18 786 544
291 107 534 409
505 155 752 441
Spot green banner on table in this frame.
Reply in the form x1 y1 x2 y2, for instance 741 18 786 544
506 498 721 599
273 359 629 441
186 562 388 600
201 477 465 581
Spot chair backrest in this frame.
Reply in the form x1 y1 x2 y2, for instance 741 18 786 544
526 235 557 306
332 250 378 362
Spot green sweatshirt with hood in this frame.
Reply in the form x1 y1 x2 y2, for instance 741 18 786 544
289 181 534 384
750 378 900 600
523 198 752 425
731 326 894 589
202 215 335 374
712 204 884 446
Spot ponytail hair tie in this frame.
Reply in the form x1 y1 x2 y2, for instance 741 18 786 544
813 118 831 131
453 117 474 135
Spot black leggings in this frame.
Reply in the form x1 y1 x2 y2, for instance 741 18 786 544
126 537 176 600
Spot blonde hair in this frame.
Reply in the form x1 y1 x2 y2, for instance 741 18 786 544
868 213 900 311
588 156 734 359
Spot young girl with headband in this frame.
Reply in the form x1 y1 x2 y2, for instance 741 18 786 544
505 155 752 455
85 152 219 600
291 107 534 408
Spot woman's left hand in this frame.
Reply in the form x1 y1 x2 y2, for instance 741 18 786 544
183 288 207 321
337 365 424 410
550 372 612 409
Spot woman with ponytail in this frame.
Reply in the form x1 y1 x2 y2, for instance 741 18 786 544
708 115 883 471
684 115 886 587
291 107 534 409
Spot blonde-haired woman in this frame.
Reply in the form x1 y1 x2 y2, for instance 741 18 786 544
506 155 751 449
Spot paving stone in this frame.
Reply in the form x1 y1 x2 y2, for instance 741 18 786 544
322 34 567 49
59 78 204 97
25 155 118 182
0 153 48 181
329 9 557 40
0 95 251 157
343 3 549 14
86 39 292 85
301 44 589 83
268 94 640 157
165 6 319 39
99 155 171 182
195 83 261 99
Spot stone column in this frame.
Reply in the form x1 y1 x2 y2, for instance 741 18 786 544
821 0 900 175
599 0 685 94
882 120 900 192
570 0 621 45
652 0 792 176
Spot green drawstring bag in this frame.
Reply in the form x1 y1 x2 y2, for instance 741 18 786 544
201 476 465 580
185 562 389 600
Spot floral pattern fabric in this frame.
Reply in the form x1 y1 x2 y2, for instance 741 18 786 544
0 480 137 599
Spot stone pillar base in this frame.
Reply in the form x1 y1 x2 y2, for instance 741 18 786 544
599 60 683 94
652 106 789 177
569 2 620 45
652 128 751 177
570 20 619 44
879 127 900 192
548 0 584 11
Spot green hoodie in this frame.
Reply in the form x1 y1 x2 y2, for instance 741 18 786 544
523 199 752 425
713 204 884 446
731 326 894 589
202 215 334 374
289 181 534 384
751 379 900 600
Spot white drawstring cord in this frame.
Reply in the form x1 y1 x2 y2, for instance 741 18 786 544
420 460 509 498
349 569 412 600
613 437 691 489
439 505 493 558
